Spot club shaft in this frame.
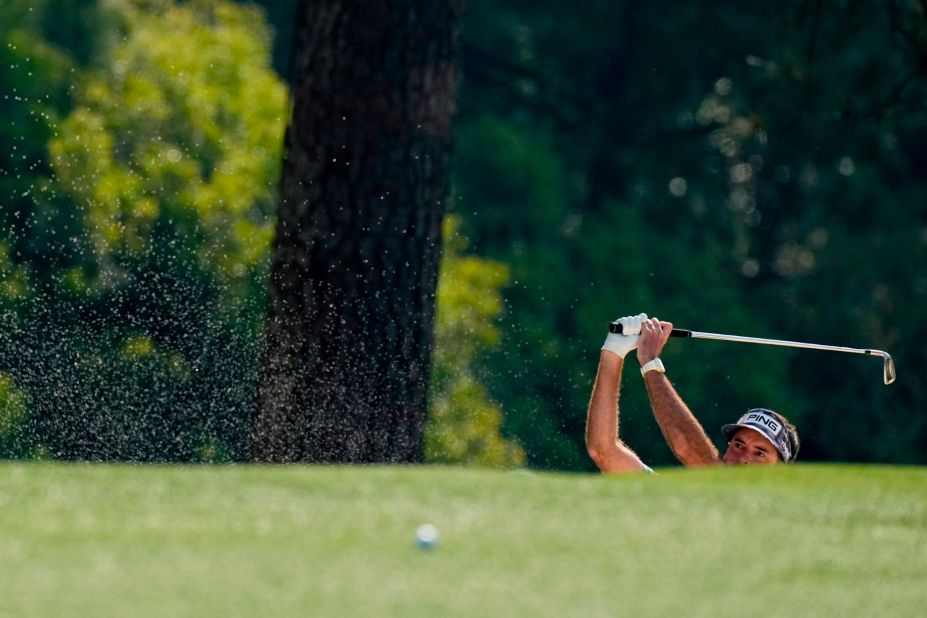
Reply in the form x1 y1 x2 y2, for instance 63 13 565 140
608 322 886 357
685 330 884 357
607 321 895 384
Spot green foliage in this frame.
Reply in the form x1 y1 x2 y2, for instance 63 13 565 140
426 216 526 467
0 243 30 309
0 0 286 461
0 9 76 283
452 115 592 468
49 0 285 290
0 374 32 458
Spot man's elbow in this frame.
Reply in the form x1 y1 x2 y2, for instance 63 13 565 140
586 443 608 471
585 434 613 471
587 441 640 473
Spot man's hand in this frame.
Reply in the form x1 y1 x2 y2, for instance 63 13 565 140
602 313 647 359
637 317 673 364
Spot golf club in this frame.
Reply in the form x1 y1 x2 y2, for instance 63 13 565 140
608 321 896 385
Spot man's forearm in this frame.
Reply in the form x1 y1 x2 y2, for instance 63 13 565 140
585 352 645 472
644 372 720 466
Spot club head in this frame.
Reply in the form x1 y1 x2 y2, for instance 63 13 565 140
882 353 896 385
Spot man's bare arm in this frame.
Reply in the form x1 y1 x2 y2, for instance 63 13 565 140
643 372 720 466
585 351 648 473
637 318 720 467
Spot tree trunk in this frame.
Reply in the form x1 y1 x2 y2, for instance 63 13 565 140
250 0 462 462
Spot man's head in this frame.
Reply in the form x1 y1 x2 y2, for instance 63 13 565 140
721 408 799 465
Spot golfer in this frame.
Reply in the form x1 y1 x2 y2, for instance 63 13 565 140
586 313 800 473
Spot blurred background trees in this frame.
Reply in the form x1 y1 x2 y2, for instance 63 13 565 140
1 0 285 460
1 0 924 467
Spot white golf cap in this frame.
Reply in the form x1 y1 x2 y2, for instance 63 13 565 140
721 408 795 462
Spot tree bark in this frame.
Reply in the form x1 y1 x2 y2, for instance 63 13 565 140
251 0 462 462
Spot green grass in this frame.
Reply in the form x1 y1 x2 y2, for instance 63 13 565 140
1 463 925 617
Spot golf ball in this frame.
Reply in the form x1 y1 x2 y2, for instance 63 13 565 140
414 523 439 549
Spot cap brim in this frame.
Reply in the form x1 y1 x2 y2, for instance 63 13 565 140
721 423 780 454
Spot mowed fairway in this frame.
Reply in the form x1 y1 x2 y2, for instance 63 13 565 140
1 463 924 617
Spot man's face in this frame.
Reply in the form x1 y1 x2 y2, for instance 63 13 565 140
723 428 781 465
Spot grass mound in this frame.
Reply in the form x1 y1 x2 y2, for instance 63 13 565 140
1 463 924 617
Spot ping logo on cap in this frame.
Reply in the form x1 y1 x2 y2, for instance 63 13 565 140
745 411 781 435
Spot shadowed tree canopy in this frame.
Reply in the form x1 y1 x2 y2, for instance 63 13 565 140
250 0 464 462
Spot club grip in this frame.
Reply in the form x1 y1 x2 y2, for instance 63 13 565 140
608 322 692 338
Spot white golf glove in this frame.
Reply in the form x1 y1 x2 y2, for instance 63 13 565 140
602 313 647 359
